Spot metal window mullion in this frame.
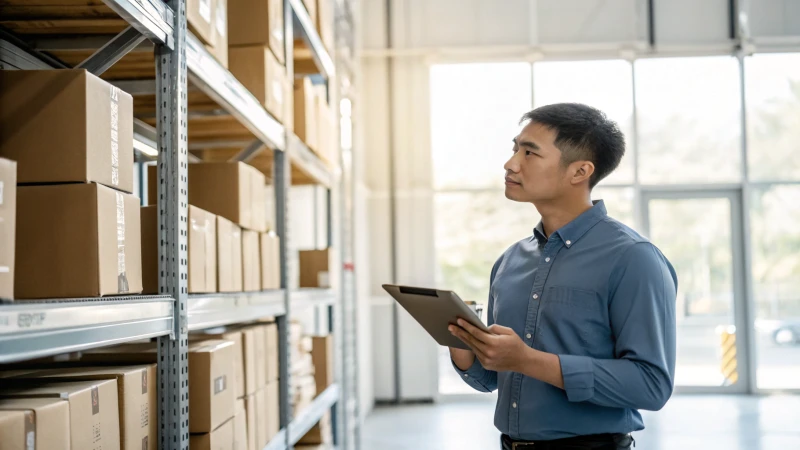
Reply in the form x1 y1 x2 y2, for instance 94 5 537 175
156 1 190 449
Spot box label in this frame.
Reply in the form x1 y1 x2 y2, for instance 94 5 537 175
142 436 148 450
116 192 129 293
24 411 34 450
214 375 227 395
199 0 211 22
92 386 100 415
0 181 4 205
142 370 148 394
110 86 120 187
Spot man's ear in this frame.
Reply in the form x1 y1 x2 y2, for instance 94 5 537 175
571 161 595 185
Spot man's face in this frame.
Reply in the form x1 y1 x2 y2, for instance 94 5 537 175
504 121 571 203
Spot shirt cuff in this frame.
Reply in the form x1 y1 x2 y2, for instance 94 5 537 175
559 354 595 402
452 356 486 378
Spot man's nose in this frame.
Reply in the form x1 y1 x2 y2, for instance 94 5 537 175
504 153 518 173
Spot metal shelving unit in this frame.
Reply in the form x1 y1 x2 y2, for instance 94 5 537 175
0 0 356 448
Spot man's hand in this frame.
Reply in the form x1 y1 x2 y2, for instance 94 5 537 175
449 319 528 372
449 347 475 371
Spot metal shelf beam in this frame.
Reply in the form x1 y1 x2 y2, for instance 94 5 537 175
289 134 335 188
288 384 340 445
186 33 286 151
188 291 287 331
103 0 174 48
0 296 174 364
263 429 287 450
288 0 335 78
292 288 337 311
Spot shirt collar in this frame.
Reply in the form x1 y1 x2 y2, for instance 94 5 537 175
531 200 607 248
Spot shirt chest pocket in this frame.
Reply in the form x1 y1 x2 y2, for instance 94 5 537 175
537 286 612 356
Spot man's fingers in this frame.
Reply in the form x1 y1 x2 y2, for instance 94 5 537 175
488 324 514 335
456 319 490 343
450 325 487 354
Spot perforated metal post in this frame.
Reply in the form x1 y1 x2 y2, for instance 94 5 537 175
156 1 189 449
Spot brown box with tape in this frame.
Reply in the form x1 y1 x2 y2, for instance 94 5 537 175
0 158 15 300
0 69 134 193
79 340 236 434
9 365 157 450
228 0 284 64
0 379 121 450
242 229 261 292
229 45 287 124
0 398 70 450
260 232 280 290
15 183 142 299
190 417 234 450
218 215 244 292
189 0 217 45
142 205 218 294
190 330 245 399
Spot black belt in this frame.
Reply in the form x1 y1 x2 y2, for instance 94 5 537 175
501 433 633 450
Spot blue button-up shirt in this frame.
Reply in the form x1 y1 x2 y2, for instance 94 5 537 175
454 200 677 440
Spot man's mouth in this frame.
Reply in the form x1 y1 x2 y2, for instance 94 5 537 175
505 177 520 185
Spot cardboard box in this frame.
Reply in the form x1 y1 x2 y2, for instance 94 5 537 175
228 0 284 64
190 417 234 450
294 78 318 151
265 380 280 441
191 331 245 399
260 233 281 290
15 183 143 299
242 325 268 389
299 249 331 288
78 341 236 434
264 322 279 382
243 394 258 450
188 0 216 45
297 411 331 445
0 379 121 450
314 93 336 166
242 230 261 292
205 0 229 68
148 163 266 232
13 365 157 450
264 184 276 232
141 205 218 294
233 399 247 450
311 335 333 392
0 398 69 450
0 70 133 193
316 0 334 52
218 216 244 292
229 45 287 123
240 328 259 396
188 340 237 433
140 206 158 295
255 388 268 449
0 158 15 300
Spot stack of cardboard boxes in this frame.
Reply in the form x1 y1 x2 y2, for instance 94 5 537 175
144 162 281 294
296 334 334 447
294 78 337 168
0 69 142 301
290 321 317 417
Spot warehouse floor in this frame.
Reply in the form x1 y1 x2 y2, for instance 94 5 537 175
362 394 800 449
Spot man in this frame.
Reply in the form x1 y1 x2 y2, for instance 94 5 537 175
449 103 677 450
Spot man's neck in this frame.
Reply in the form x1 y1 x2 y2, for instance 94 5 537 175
535 196 594 238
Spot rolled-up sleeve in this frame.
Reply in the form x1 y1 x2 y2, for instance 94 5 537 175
559 242 677 411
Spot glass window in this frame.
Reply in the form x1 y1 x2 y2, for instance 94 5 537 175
430 63 532 190
533 60 635 185
635 56 742 184
745 53 800 181
591 186 636 226
433 191 540 304
750 185 800 389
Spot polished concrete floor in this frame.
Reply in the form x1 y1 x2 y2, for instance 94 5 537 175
362 394 800 450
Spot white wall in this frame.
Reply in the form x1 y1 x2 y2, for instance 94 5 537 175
357 0 800 406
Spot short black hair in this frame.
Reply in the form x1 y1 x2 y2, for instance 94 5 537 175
520 103 625 188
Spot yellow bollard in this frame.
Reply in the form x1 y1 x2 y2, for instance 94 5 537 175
717 325 738 386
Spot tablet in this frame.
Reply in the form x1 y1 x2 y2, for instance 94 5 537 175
382 284 491 350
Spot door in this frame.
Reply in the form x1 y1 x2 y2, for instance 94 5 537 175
641 190 750 393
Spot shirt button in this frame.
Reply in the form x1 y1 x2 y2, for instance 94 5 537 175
512 402 517 408
545 257 551 262
566 240 572 246
526 333 532 339
464 374 469 378
532 293 539 299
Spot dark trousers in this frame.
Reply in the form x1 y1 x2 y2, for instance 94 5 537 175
501 433 634 450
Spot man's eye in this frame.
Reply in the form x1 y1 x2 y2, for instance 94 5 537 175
525 150 533 156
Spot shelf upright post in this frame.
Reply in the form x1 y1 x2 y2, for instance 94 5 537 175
277 1 295 446
155 1 190 449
